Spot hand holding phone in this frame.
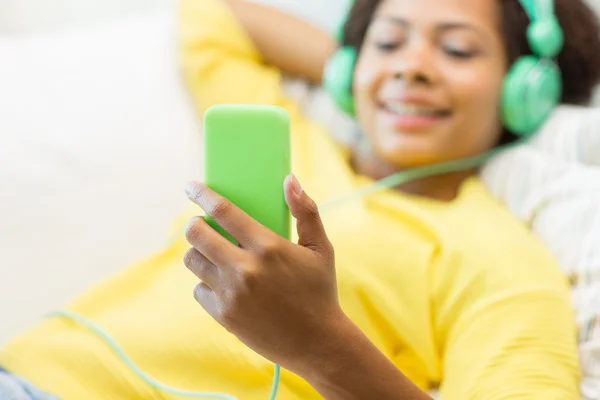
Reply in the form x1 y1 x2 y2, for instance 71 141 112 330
186 105 342 375
184 174 341 381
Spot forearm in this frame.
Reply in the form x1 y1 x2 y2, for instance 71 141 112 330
224 0 336 84
297 315 432 400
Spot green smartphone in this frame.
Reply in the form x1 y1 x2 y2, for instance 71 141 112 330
203 104 292 243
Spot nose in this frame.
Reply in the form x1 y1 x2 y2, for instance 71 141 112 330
387 39 438 85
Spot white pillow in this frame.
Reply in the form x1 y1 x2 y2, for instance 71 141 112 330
0 0 174 34
529 105 600 165
0 9 201 343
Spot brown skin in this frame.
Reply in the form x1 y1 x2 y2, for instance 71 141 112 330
185 0 516 398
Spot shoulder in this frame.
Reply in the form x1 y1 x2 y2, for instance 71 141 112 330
449 177 569 291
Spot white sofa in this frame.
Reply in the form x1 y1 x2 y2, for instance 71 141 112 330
0 4 202 344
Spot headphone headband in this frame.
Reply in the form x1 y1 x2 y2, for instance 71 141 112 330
521 0 557 21
519 0 537 20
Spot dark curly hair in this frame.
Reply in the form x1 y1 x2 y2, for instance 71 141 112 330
342 0 600 139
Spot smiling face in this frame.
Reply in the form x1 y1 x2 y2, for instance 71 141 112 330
353 0 508 169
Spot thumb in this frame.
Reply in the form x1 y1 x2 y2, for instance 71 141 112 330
284 174 332 256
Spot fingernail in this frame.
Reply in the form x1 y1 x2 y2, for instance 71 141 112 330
290 174 303 196
185 181 199 197
187 215 203 227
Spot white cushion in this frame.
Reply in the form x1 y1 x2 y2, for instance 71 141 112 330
0 9 201 343
0 0 350 35
0 0 175 34
529 105 600 165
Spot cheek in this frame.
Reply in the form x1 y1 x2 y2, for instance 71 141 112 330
454 68 503 110
352 57 381 132
451 66 505 146
353 57 376 95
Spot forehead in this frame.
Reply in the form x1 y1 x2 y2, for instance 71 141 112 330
373 0 501 32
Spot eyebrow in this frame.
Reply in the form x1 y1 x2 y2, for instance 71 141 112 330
378 16 487 36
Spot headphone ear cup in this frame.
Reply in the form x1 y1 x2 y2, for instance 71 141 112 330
501 55 561 137
323 47 357 116
527 60 561 135
502 56 536 136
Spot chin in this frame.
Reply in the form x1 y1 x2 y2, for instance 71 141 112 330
373 131 448 169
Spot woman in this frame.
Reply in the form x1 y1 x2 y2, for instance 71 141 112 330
1 0 600 399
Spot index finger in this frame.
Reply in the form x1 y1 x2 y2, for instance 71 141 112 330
185 181 273 249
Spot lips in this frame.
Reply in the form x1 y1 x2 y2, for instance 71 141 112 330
381 101 451 117
378 100 452 132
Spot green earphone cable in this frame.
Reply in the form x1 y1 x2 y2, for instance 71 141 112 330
316 143 518 211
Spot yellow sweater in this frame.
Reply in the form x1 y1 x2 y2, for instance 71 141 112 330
0 0 580 398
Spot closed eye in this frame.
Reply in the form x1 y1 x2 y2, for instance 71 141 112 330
445 47 477 59
375 42 400 52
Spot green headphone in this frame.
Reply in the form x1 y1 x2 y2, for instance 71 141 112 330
323 0 564 138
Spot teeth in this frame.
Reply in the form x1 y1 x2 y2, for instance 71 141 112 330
386 102 441 116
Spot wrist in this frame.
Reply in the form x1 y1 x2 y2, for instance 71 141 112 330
287 308 353 378
293 311 367 394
